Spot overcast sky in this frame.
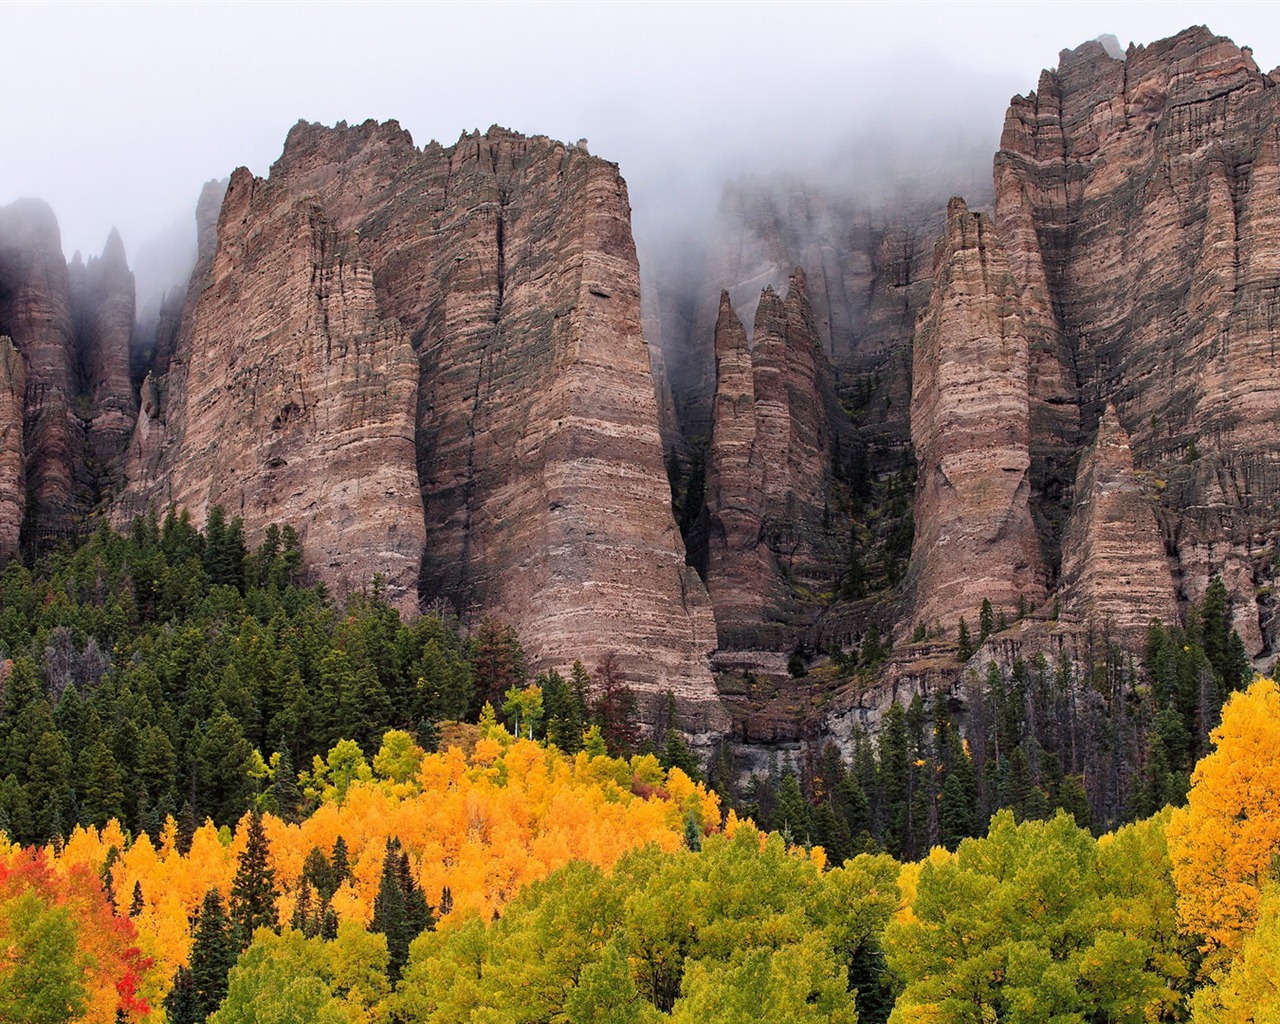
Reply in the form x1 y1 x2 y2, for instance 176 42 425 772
4 0 1279 299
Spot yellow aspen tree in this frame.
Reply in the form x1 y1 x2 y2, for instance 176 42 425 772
1167 677 1280 966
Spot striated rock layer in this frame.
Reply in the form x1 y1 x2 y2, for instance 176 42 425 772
994 26 1280 653
69 228 138 499
1058 404 1178 641
0 337 24 560
703 272 845 649
120 121 722 723
0 200 83 548
907 198 1046 636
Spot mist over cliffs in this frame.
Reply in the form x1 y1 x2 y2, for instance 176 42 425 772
2 25 1279 759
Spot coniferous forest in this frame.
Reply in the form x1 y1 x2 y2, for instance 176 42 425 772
1 512 1278 1023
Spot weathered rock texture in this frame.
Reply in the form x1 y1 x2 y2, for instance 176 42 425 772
657 180 958 445
69 228 138 499
0 337 24 560
1057 404 1178 640
0 200 84 548
703 273 845 649
907 198 1046 635
993 26 1280 654
120 121 721 722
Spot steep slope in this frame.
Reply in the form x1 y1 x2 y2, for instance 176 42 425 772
1058 404 1178 640
0 337 23 560
69 228 138 498
120 121 721 723
906 198 1046 636
702 272 844 650
994 26 1280 653
0 199 84 548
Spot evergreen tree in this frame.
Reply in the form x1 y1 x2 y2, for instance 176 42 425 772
371 836 431 982
683 813 703 852
772 770 813 845
268 748 303 823
189 889 237 1020
331 836 351 885
228 810 279 947
301 845 338 902
939 744 978 850
957 617 973 661
979 598 995 642
129 881 144 918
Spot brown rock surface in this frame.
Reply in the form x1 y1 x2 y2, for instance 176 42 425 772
120 121 721 722
702 271 844 649
906 198 1046 636
0 337 24 560
0 199 84 548
69 228 138 499
120 173 424 614
1057 403 1178 640
994 26 1280 653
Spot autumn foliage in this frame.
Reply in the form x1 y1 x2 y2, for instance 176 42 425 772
0 845 154 1022
1167 677 1280 965
24 728 719 1005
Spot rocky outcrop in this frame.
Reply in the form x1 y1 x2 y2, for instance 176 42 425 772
120 121 721 723
69 229 137 498
906 198 1046 636
0 337 24 560
702 271 844 649
120 174 424 616
658 181 953 443
994 26 1280 654
0 199 83 548
1057 404 1178 640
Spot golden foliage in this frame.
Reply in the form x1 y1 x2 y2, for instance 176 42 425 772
1167 677 1280 964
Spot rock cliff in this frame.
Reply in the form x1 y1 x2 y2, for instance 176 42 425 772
906 198 1046 636
1057 404 1178 640
69 228 137 500
0 199 84 548
120 121 722 724
703 272 845 650
993 26 1280 654
0 337 24 560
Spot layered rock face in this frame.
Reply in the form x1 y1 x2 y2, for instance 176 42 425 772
121 121 721 721
69 228 137 498
1057 404 1178 640
703 272 844 649
0 337 24 560
992 27 1280 653
120 171 423 615
0 203 148 550
0 200 84 547
906 198 1046 635
656 180 956 444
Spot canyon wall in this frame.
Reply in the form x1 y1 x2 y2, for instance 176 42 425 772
119 121 722 725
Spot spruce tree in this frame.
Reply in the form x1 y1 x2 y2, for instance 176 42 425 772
228 810 279 947
189 889 237 1019
269 749 303 823
331 835 351 884
129 880 144 917
371 838 412 981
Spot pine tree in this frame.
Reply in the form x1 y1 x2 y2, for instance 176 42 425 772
269 749 303 823
371 837 413 981
228 810 279 947
979 598 995 642
331 835 350 885
129 880 144 918
189 889 237 1019
683 813 703 852
957 617 973 661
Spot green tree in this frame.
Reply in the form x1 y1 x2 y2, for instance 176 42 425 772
229 810 279 947
0 891 87 1024
189 889 238 1021
887 810 1192 1024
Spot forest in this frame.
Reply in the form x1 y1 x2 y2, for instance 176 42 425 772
0 512 1276 1023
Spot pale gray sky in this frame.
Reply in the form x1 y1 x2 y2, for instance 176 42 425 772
3 0 1278 298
